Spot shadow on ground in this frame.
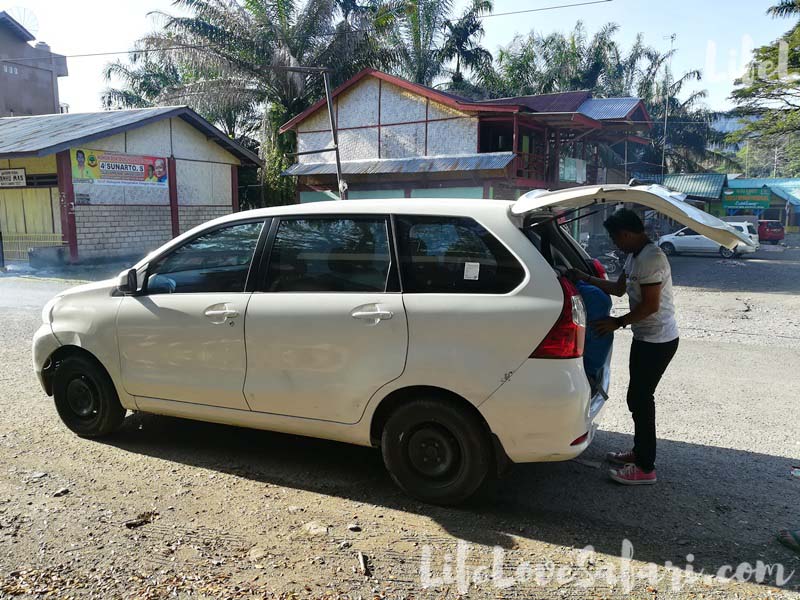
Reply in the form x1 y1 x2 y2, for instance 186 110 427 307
102 412 800 591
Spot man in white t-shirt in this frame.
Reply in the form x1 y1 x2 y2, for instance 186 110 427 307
569 209 679 486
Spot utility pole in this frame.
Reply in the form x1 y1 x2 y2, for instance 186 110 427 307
279 65 347 200
745 140 750 177
661 34 676 179
773 146 779 178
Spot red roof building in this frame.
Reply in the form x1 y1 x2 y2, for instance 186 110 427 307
280 69 652 202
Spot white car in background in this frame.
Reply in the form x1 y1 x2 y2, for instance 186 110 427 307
32 185 752 505
659 222 760 258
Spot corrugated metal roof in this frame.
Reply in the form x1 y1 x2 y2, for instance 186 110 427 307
0 106 263 165
481 91 591 113
0 10 35 41
662 173 727 199
577 98 640 120
283 152 515 176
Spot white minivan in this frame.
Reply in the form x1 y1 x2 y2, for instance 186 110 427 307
32 185 751 504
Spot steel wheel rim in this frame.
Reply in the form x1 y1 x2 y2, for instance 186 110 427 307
66 376 99 419
406 424 461 480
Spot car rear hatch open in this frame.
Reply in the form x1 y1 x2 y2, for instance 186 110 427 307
511 184 756 250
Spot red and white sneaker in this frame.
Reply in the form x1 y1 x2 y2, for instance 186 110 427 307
609 463 657 486
606 449 636 465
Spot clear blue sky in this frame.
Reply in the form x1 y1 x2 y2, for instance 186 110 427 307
12 0 793 112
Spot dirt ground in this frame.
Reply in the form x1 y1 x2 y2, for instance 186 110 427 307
1 248 799 599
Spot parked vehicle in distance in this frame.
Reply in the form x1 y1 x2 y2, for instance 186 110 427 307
32 185 753 504
659 222 759 258
596 248 625 275
758 220 785 245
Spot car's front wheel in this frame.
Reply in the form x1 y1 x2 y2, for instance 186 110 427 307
53 355 126 438
719 246 736 259
381 397 492 505
660 242 676 256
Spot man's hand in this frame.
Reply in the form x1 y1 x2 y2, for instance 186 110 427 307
591 317 620 336
565 268 589 283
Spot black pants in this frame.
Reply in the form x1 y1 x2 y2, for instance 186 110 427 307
627 337 679 472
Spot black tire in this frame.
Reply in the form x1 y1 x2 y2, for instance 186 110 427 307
381 397 492 505
660 242 676 256
719 246 736 259
53 355 126 437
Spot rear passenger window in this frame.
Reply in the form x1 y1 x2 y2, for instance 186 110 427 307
395 215 524 293
265 218 392 292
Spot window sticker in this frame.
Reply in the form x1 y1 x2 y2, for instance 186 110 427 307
464 262 480 280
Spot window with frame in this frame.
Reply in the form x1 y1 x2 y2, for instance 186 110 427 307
146 221 264 294
395 215 525 293
265 217 392 292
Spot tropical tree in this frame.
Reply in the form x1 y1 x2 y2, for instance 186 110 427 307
118 0 396 205
386 0 492 86
729 0 800 142
439 0 492 88
478 22 735 173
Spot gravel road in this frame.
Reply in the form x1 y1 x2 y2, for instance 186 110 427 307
1 248 799 599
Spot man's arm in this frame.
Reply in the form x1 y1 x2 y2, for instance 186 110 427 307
593 283 661 335
567 269 627 297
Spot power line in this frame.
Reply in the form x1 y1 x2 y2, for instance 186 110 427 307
0 0 614 64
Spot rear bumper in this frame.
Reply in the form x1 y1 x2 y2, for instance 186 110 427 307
478 358 606 463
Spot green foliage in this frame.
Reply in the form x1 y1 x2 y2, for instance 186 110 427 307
729 1 800 142
478 22 733 173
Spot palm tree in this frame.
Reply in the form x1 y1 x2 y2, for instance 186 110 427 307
768 0 800 17
386 0 492 86
118 0 395 205
439 0 493 88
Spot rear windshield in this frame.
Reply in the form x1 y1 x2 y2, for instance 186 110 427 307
764 221 783 229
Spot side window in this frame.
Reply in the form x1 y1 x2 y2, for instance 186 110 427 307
395 215 525 293
682 228 698 236
265 218 392 292
147 221 264 294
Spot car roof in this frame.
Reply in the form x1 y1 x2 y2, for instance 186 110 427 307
229 197 514 219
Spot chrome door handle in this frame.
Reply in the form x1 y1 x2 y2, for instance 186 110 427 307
205 309 239 318
352 310 393 320
204 304 239 323
350 304 394 323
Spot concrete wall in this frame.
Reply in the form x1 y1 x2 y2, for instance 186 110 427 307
0 28 67 116
68 117 241 260
296 76 478 164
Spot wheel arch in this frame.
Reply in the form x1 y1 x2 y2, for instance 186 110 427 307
41 345 112 397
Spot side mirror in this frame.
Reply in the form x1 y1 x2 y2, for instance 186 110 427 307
117 268 139 294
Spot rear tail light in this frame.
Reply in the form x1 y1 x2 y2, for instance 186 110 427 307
531 277 586 359
570 432 589 446
591 258 607 279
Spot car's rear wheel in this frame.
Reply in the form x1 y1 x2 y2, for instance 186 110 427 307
53 355 126 437
719 246 736 259
381 397 492 505
660 242 676 256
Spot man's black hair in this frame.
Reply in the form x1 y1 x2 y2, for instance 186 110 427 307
604 208 644 235
76 149 85 158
